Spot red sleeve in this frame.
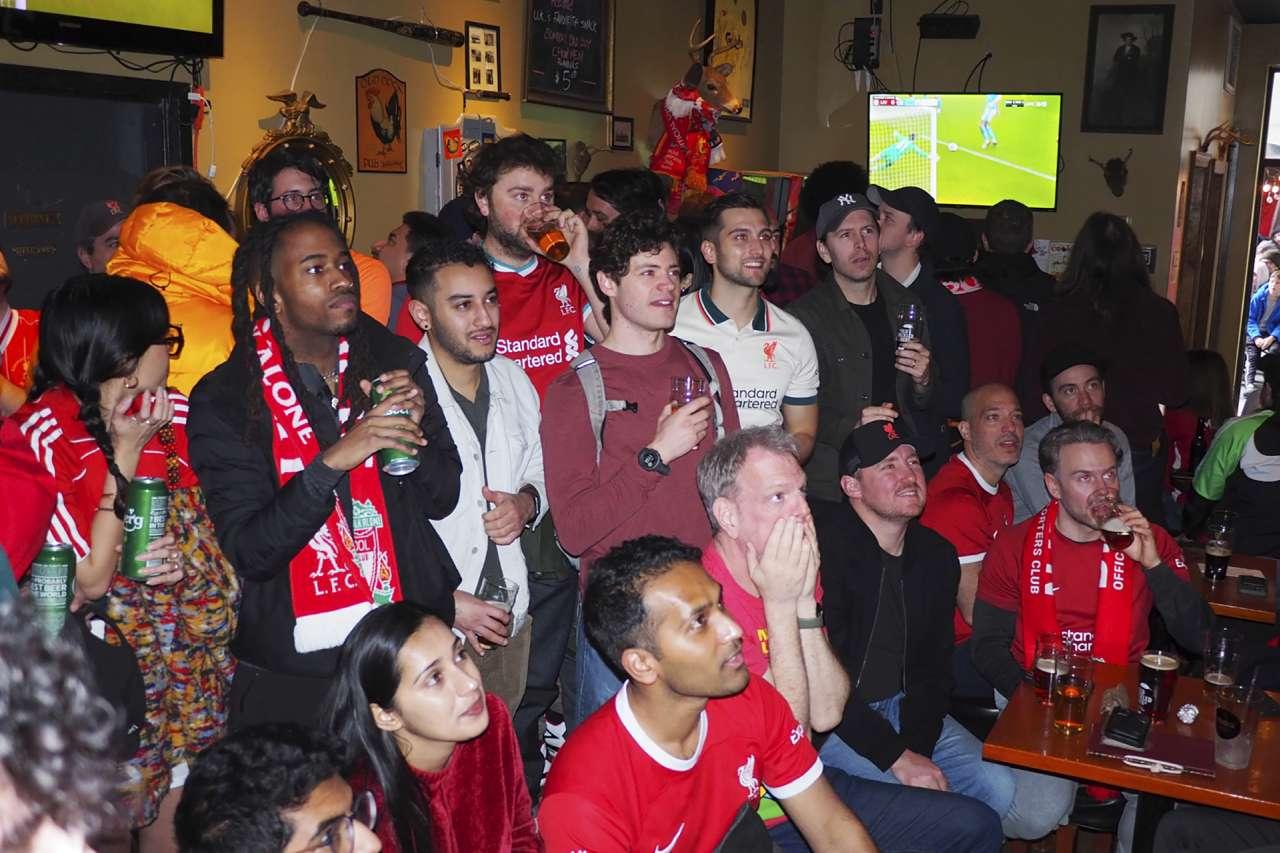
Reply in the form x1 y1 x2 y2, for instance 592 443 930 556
976 520 1026 612
1155 527 1190 580
920 489 992 562
538 795 629 853
751 677 822 800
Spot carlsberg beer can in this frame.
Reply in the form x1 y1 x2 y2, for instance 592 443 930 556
29 543 74 638
122 477 168 581
371 384 419 476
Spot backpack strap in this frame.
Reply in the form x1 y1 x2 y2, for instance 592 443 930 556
570 350 631 464
673 337 728 442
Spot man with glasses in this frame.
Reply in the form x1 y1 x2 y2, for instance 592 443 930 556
673 193 820 463
175 723 382 853
248 146 394 325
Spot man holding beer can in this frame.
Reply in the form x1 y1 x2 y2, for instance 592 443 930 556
971 420 1210 843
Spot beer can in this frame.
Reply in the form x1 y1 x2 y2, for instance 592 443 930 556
371 384 419 476
29 543 74 638
121 477 169 581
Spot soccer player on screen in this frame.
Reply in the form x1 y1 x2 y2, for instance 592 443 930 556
871 131 931 173
979 94 1000 149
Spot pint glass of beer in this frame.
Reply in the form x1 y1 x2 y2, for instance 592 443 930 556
1033 634 1066 706
1052 655 1094 735
1204 510 1236 585
1137 650 1179 722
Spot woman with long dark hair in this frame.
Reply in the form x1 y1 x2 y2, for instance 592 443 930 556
1034 212 1188 520
320 602 539 852
3 274 238 852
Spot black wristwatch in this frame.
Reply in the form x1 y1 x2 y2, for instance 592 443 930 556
637 447 671 476
519 485 541 529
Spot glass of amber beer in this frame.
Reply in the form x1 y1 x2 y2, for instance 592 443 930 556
1052 655 1094 735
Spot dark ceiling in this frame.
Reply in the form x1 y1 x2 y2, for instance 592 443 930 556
1235 0 1280 24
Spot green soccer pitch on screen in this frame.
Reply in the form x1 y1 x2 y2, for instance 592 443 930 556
867 93 1063 210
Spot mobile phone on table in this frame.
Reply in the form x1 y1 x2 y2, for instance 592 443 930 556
1238 575 1268 598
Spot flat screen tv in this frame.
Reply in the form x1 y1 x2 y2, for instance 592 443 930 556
867 92 1062 210
0 1 224 57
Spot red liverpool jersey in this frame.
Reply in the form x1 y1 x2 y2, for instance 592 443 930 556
0 308 39 391
490 256 589 400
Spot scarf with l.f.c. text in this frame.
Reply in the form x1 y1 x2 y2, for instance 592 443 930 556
1020 500 1132 668
254 317 403 653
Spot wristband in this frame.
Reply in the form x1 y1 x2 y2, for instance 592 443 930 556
797 610 824 630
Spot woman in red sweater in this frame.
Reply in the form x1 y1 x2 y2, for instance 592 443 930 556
321 601 541 852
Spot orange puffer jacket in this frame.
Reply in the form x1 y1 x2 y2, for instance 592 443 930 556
108 203 237 395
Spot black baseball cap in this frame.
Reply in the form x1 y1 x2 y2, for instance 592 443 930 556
815 193 879 240
1040 343 1109 394
75 199 128 245
839 419 915 476
867 184 939 239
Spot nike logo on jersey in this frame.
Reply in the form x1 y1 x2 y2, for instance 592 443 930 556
655 823 685 853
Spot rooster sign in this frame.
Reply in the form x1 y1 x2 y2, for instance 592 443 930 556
355 68 406 173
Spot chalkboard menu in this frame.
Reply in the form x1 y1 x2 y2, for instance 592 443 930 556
523 0 614 114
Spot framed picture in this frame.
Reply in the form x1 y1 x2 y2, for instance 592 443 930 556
523 0 614 114
609 115 634 151
705 0 757 122
1081 4 1175 134
541 138 567 177
465 21 501 94
355 68 406 173
1225 15 1242 95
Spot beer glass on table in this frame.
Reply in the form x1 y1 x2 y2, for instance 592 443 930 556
1204 509 1236 585
1033 634 1066 706
1203 625 1242 697
1215 683 1262 769
1052 654 1094 735
1137 650 1179 722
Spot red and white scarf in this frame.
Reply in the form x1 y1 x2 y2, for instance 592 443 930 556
254 318 403 653
1019 500 1131 668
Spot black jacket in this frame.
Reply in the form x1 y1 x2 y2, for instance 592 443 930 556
789 273 936 501
914 259 970 422
187 315 462 678
971 251 1057 413
812 497 959 771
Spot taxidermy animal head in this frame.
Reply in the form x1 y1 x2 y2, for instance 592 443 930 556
680 20 742 116
1089 149 1133 198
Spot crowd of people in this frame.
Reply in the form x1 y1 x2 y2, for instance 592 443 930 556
1 132 1279 853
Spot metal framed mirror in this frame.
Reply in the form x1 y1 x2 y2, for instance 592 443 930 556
232 91 356 244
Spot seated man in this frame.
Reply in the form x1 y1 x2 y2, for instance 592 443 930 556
175 723 381 853
921 384 1023 698
1186 352 1280 556
1006 343 1135 522
539 536 879 852
971 420 1210 841
810 422 1014 820
696 428 1004 851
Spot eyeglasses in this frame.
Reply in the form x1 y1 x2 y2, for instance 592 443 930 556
160 324 185 360
298 789 378 853
269 190 329 212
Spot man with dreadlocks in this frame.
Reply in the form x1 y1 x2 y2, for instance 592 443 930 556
188 212 462 728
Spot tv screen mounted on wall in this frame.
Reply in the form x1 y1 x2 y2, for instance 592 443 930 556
0 1 224 57
868 92 1063 210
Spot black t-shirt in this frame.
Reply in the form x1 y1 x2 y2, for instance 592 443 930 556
856 551 905 703
848 294 897 409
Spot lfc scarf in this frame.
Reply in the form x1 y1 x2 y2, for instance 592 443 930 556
1019 500 1132 668
254 318 403 653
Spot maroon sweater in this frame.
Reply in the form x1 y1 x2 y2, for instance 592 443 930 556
540 337 740 578
354 693 540 852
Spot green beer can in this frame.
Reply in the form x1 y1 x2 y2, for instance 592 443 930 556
29 543 74 638
371 384 419 476
121 477 169 581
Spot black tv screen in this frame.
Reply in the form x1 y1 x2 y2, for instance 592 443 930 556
0 1 224 57
868 92 1063 210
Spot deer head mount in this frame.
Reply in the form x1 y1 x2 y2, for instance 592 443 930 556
1089 148 1133 198
680 20 743 116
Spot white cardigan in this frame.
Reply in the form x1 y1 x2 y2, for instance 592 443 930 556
421 344 547 623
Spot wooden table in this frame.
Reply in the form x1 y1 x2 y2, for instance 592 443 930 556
984 663 1280 850
1183 547 1277 624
